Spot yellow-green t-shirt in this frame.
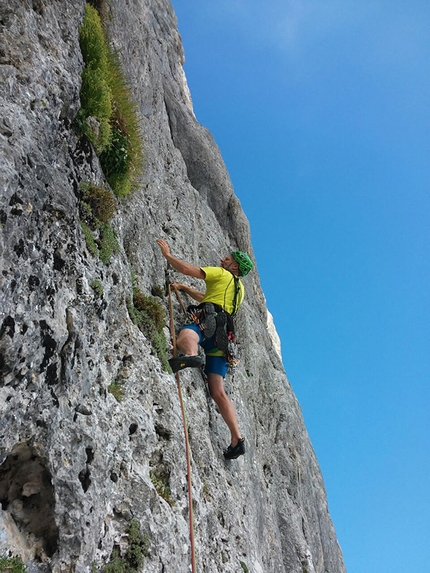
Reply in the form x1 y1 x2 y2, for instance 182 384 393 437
200 266 244 315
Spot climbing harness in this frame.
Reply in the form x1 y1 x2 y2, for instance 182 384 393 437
167 284 197 573
184 301 240 368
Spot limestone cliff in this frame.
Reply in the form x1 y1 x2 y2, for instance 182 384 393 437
0 1 346 572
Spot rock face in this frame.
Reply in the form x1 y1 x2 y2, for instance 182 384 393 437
0 1 346 572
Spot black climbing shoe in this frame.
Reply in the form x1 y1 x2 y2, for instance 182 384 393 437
168 355 205 373
223 438 245 460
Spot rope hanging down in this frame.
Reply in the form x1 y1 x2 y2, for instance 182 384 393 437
167 283 197 573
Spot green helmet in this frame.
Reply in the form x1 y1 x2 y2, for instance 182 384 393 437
231 251 253 276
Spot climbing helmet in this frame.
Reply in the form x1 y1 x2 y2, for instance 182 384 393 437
231 251 253 276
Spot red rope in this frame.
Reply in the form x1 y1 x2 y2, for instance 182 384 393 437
167 284 197 573
171 283 188 315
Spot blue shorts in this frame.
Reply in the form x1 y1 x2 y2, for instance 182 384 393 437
180 323 228 378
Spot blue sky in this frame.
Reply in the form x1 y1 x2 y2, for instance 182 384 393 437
170 2 430 572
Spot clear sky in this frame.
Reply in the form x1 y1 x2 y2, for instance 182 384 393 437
170 2 430 572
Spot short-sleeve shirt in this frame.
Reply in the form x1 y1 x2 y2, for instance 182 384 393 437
200 266 244 315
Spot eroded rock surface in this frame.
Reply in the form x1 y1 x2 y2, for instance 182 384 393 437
0 1 346 571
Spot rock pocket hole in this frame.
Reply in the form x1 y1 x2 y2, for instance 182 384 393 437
129 423 138 436
0 442 59 560
85 447 94 464
78 468 91 492
78 447 94 492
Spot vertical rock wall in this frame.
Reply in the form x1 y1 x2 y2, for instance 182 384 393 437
0 1 346 571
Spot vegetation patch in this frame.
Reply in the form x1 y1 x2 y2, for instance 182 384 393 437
127 284 170 372
108 380 125 402
150 469 175 507
132 290 165 331
100 519 149 573
77 3 112 152
79 182 120 265
90 279 104 297
80 219 99 258
0 556 26 573
98 223 120 264
82 181 117 223
77 3 143 197
240 562 249 573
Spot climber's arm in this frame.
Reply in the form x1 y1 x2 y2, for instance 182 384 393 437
156 239 205 279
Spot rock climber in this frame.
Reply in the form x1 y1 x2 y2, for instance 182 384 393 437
156 238 253 459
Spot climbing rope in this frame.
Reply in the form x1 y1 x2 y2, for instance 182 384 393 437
167 283 197 573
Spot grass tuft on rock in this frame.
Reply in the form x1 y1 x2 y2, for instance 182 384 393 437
80 219 100 258
82 182 117 223
101 519 149 572
150 470 175 507
98 223 120 264
90 279 104 297
78 3 143 196
0 556 26 572
108 380 125 402
79 182 120 265
78 4 112 152
127 286 170 372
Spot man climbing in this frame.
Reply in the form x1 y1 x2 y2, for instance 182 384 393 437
156 238 253 460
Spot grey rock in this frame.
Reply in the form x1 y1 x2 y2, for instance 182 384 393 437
0 0 346 572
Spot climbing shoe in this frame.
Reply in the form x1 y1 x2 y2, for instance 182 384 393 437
223 438 245 460
168 355 205 373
